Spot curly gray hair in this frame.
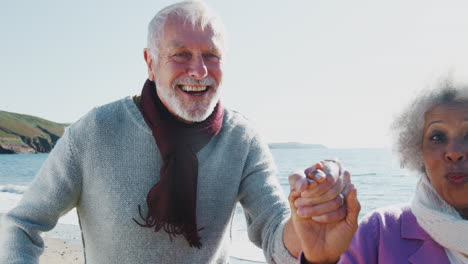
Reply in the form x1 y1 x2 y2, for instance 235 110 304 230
392 80 468 172
146 0 227 63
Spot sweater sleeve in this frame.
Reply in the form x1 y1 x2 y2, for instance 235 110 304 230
0 127 82 263
237 134 297 264
338 212 380 264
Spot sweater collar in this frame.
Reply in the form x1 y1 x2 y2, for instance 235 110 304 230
401 208 450 264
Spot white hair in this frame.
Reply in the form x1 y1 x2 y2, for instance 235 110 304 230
147 0 227 62
392 79 468 172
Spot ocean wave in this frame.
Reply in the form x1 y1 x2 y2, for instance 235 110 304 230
353 173 377 176
229 256 266 263
0 184 27 194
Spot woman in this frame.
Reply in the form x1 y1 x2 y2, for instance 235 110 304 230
300 81 468 263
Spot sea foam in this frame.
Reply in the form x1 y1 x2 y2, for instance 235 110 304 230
0 185 26 213
0 184 27 194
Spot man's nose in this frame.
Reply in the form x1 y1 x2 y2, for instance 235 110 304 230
444 139 467 162
187 55 208 80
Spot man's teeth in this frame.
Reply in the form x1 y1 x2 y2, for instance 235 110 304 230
180 85 208 92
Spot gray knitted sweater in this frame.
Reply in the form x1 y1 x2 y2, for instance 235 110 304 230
0 97 296 264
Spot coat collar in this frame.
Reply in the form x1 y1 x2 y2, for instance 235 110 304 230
401 208 450 264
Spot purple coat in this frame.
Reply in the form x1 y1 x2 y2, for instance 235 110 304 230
339 204 450 264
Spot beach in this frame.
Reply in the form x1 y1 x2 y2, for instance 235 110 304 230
0 212 82 264
39 237 264 264
38 237 264 264
41 237 83 264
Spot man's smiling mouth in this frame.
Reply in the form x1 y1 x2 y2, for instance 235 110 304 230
177 85 210 95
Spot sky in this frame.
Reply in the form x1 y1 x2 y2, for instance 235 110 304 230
1 0 468 148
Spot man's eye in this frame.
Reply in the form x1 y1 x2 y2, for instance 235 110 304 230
203 53 220 62
173 52 191 61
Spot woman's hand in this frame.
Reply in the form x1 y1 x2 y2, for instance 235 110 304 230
288 160 361 263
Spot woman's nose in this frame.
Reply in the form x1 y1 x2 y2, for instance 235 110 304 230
444 139 467 162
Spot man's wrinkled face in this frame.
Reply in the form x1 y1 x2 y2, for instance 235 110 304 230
149 15 224 123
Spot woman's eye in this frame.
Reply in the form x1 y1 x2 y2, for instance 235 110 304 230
429 133 446 142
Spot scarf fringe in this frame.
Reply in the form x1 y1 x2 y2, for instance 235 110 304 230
133 205 202 248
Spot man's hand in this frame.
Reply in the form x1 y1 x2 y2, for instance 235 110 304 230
285 160 360 263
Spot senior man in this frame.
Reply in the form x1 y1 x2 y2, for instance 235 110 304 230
0 1 355 263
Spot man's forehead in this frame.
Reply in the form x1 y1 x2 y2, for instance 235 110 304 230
167 40 221 51
161 25 223 52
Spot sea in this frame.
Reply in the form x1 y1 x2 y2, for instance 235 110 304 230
0 148 419 263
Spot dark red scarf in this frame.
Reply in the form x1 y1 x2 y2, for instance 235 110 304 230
134 79 224 248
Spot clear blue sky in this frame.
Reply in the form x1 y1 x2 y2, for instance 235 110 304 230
1 0 468 148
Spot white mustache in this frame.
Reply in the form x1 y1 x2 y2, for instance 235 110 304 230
172 76 217 87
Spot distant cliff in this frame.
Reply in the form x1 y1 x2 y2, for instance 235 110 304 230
268 142 327 149
0 111 68 154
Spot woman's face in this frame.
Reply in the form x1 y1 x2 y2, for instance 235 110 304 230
422 102 468 210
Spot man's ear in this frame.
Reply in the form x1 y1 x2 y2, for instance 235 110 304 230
143 49 155 81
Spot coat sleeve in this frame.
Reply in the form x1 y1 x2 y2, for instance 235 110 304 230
0 128 82 263
237 133 297 264
338 212 380 264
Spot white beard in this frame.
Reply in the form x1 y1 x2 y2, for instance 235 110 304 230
155 77 221 123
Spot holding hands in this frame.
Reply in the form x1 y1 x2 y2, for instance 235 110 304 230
288 160 361 263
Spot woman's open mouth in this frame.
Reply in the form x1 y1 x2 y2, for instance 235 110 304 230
446 172 468 184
